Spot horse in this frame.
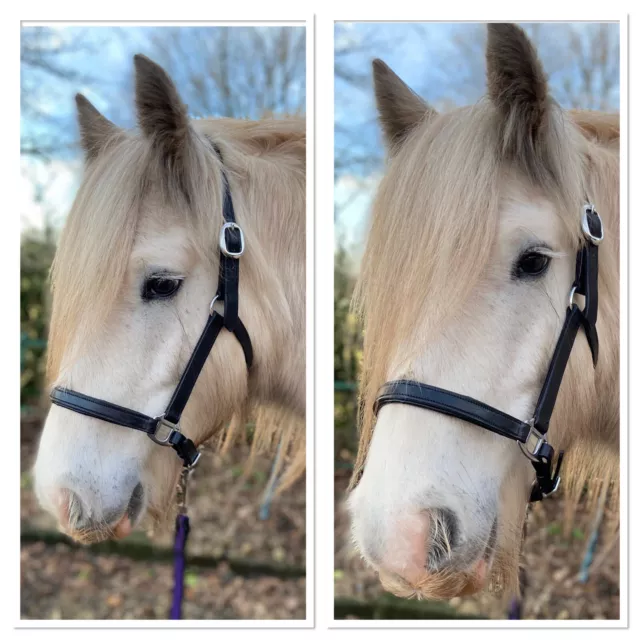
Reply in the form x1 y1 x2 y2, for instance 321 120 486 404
348 23 619 601
33 55 306 544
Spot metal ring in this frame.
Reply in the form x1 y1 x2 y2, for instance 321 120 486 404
581 204 604 245
568 285 578 308
209 295 220 316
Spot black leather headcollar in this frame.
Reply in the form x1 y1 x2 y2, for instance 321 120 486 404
50 145 253 468
374 204 603 502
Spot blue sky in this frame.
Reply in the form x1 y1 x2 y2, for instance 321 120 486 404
334 22 620 255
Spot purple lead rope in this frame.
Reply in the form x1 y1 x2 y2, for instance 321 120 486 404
507 597 522 619
170 513 191 619
169 463 196 620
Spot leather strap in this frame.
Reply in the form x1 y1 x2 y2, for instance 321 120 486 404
213 143 242 332
163 312 252 426
218 251 240 331
50 388 158 433
50 388 201 467
531 305 583 432
217 187 241 332
231 317 254 368
574 244 599 364
374 380 532 442
164 312 226 425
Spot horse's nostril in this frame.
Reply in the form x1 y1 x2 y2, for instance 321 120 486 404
427 508 460 572
57 488 86 529
55 482 144 535
126 482 145 524
441 508 460 547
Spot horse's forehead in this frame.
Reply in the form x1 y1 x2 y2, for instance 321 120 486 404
130 213 195 271
497 184 566 244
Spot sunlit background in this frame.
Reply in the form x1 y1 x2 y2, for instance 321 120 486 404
334 22 620 620
20 24 306 620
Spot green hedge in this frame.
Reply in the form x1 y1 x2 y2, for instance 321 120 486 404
21 233 55 409
334 245 362 463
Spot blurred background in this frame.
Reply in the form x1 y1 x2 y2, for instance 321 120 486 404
334 22 620 620
20 24 306 620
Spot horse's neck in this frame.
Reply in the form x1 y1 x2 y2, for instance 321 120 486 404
562 142 619 461
264 280 306 415
244 158 306 416
592 148 620 452
258 238 306 415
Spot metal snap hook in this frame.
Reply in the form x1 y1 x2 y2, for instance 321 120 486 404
544 475 562 497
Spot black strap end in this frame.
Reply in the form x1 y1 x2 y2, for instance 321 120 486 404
169 432 200 468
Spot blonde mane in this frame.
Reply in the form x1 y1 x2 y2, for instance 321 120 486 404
48 114 306 489
352 102 619 512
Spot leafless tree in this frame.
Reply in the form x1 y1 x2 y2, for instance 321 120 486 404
20 27 103 158
140 27 306 119
432 22 620 111
334 24 404 226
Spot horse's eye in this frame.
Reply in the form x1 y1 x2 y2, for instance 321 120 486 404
142 276 183 301
514 251 551 279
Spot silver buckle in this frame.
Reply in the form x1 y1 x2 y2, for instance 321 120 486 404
219 222 245 258
149 415 180 446
518 421 546 462
581 204 604 245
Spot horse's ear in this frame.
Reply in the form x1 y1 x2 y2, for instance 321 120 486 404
133 54 191 156
75 94 119 162
486 23 550 157
372 59 435 153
